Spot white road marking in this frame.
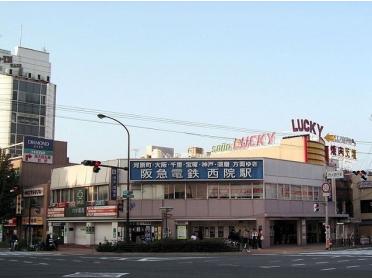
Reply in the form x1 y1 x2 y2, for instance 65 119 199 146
72 260 83 263
93 261 101 264
346 265 360 269
63 272 129 278
292 259 303 262
9 259 18 262
337 259 350 262
23 261 32 264
315 262 328 264
321 268 336 271
357 258 367 261
292 263 305 266
260 266 281 269
38 263 49 265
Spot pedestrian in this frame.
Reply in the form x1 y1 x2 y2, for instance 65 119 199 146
191 233 197 240
242 228 250 253
10 231 18 251
258 229 263 249
251 228 258 249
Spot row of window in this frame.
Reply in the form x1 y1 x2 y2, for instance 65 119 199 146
13 79 47 95
12 101 46 115
50 183 321 203
13 90 46 105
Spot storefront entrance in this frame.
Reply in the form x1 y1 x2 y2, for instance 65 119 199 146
273 220 297 245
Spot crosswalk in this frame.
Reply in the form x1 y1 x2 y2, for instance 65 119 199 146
301 248 372 256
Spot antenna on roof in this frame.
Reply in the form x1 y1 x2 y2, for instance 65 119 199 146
19 24 23 46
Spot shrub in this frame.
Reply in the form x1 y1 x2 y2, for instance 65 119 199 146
96 239 237 253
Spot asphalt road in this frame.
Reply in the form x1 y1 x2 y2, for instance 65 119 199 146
1 249 372 277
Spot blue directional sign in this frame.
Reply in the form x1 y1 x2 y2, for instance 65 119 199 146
130 159 263 182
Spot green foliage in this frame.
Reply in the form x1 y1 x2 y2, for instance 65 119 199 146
0 149 19 222
96 239 237 253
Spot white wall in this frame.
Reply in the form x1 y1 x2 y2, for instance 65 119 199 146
264 158 325 186
0 75 12 148
94 223 112 244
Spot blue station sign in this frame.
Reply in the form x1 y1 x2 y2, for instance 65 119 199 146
130 159 264 182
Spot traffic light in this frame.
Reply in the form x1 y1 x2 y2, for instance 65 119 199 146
81 160 101 173
93 161 101 173
313 203 319 212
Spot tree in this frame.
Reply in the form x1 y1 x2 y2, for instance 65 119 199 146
0 149 18 222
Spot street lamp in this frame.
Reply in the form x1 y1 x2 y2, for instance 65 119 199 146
97 113 131 243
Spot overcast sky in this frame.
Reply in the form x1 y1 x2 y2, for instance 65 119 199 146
1 1 371 169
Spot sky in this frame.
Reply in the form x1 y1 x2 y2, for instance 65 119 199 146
0 1 372 169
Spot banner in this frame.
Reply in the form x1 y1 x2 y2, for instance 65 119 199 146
23 136 54 164
110 168 118 200
86 206 117 217
47 207 65 218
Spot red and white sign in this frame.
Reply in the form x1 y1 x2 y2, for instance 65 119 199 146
233 132 276 150
86 206 117 217
48 207 65 218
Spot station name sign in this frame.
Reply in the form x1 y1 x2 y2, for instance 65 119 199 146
130 159 264 182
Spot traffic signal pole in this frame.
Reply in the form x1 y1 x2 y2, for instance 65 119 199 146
325 196 330 250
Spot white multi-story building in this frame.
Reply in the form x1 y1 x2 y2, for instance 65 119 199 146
0 46 56 156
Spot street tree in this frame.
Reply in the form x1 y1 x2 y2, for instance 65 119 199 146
0 149 18 223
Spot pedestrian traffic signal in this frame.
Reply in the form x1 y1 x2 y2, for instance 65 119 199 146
313 203 319 212
81 160 101 173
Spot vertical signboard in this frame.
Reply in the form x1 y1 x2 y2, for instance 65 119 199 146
74 188 86 207
23 136 54 164
110 168 118 200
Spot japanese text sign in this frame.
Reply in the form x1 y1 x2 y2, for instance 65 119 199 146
130 159 264 182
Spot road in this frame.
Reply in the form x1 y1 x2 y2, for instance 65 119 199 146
1 248 372 277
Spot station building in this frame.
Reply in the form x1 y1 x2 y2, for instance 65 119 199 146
47 148 348 248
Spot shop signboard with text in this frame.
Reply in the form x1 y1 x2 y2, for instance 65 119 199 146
47 207 65 218
23 136 54 164
130 159 264 182
86 206 117 217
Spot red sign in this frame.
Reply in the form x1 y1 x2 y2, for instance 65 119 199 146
86 206 117 217
56 202 68 208
233 132 276 150
48 207 65 218
291 119 324 138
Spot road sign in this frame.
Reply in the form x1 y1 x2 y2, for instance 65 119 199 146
322 183 330 197
326 170 344 179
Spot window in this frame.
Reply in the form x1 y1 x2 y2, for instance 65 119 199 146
361 200 372 213
142 185 153 199
186 184 197 199
164 185 174 199
218 226 224 238
12 90 17 100
219 184 230 199
175 184 185 199
153 184 164 199
209 227 215 238
208 184 218 199
231 184 252 199
313 187 320 201
87 187 94 201
291 185 302 200
302 186 313 201
253 183 263 199
132 184 142 200
97 185 108 200
265 183 277 199
278 184 290 200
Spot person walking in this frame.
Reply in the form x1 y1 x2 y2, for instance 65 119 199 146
242 228 251 253
9 232 18 251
